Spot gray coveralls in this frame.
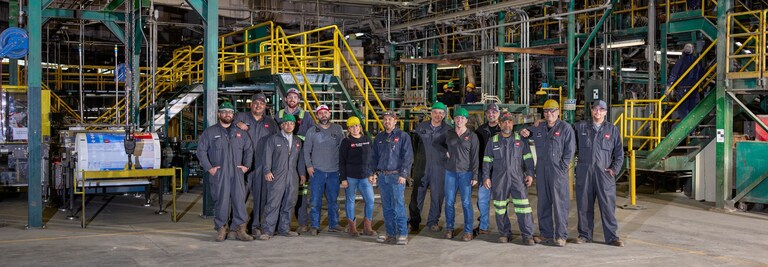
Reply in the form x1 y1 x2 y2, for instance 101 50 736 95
196 124 253 231
482 133 536 239
233 112 278 233
527 120 576 240
261 131 306 235
574 121 624 243
277 108 314 227
409 121 450 228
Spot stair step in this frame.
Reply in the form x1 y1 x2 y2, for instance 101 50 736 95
675 145 701 150
698 124 715 128
687 135 710 139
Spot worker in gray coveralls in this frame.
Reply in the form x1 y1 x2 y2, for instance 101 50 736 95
572 100 625 247
259 113 306 240
233 93 278 237
196 102 254 242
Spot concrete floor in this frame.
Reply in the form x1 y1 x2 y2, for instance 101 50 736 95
1 183 767 267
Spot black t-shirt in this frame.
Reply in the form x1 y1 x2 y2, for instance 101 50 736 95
339 135 372 180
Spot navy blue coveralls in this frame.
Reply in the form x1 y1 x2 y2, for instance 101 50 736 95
527 120 576 240
574 120 624 243
482 133 536 239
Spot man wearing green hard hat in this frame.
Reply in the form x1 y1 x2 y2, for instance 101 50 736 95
259 113 306 240
439 82 459 108
196 101 254 242
437 107 480 241
409 101 450 232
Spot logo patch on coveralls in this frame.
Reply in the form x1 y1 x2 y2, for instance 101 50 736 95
236 133 242 138
394 137 400 143
515 141 521 147
265 124 269 128
554 131 561 137
604 134 610 139
464 135 470 141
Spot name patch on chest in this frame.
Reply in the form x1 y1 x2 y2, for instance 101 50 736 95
554 131 561 137
604 134 610 139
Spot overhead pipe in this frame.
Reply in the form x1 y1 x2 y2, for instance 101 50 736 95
396 4 609 45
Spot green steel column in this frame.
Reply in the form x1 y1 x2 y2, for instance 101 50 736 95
202 0 218 217
715 0 732 209
9 0 19 86
390 44 396 109
27 0 44 229
566 0 576 123
497 10 506 101
513 53 519 103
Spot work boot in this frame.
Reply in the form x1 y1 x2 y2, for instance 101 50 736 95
258 234 271 240
498 236 509 243
376 234 394 244
395 235 408 245
523 238 536 246
235 224 254 241
363 219 377 236
298 225 310 233
251 228 262 237
444 230 454 239
555 238 567 247
328 225 345 232
310 228 319 236
609 239 625 247
347 219 360 237
573 236 590 244
461 233 473 242
533 236 546 244
215 226 228 242
428 225 442 232
280 231 299 237
473 227 490 235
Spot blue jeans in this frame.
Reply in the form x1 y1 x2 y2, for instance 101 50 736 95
345 177 375 221
444 171 474 234
379 174 408 237
309 170 340 229
477 185 490 231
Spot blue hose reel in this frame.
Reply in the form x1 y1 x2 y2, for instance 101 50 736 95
0 27 29 59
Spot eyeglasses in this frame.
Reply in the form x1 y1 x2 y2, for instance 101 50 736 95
543 109 558 114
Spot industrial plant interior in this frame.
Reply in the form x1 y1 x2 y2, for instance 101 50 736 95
0 0 767 265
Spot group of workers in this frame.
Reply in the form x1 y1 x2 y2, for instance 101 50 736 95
196 87 625 247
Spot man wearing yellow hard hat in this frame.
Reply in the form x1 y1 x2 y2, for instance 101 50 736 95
464 83 479 104
520 99 576 247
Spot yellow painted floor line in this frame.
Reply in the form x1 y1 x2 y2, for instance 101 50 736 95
0 227 211 244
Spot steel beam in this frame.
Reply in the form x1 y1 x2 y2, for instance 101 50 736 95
42 9 126 21
105 0 126 11
27 0 44 229
103 21 127 44
494 46 564 56
185 0 208 23
201 0 218 217
715 0 732 210
384 0 548 32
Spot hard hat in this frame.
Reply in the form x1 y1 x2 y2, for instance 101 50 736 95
454 108 469 118
346 116 361 127
467 83 475 89
431 101 447 111
281 113 296 123
218 102 234 111
443 84 449 89
543 99 559 109
447 81 454 88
